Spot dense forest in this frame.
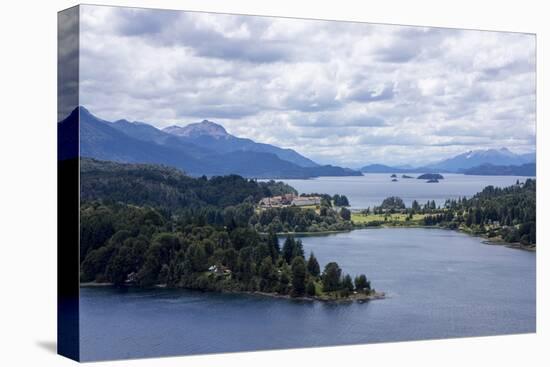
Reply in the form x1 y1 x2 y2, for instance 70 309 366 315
251 206 353 233
356 179 536 247
79 158 535 301
81 158 352 234
424 179 536 246
80 158 374 300
81 158 297 211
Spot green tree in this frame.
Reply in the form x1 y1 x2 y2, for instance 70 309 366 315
259 256 276 292
307 252 320 277
354 274 370 292
342 274 354 292
221 248 238 270
322 262 342 292
106 240 144 285
80 206 115 261
267 229 280 260
282 236 296 264
380 196 406 211
333 194 350 206
278 262 292 294
291 257 307 296
185 243 208 272
237 246 255 279
306 279 317 296
340 207 351 221
292 239 305 259
81 245 115 282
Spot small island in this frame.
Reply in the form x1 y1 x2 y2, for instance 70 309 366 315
390 174 397 178
391 178 398 182
417 173 444 180
401 174 413 179
426 178 439 183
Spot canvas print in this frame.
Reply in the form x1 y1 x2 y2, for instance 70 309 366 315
57 4 536 362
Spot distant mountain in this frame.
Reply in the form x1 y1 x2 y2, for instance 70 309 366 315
109 118 215 159
463 163 536 176
78 107 209 174
360 164 442 174
427 148 535 172
163 120 229 139
520 152 536 163
360 148 536 175
360 164 409 173
162 121 319 168
60 107 360 179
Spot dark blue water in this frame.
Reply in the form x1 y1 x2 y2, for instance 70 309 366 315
280 174 531 209
79 228 535 361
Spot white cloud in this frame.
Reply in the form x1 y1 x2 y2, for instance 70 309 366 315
79 5 536 167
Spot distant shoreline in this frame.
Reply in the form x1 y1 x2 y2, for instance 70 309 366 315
270 225 536 252
268 229 353 237
352 224 536 252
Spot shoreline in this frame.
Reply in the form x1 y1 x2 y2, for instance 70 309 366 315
236 290 386 303
79 282 386 303
443 226 536 252
79 226 531 303
269 224 535 252
352 223 536 252
480 238 536 252
273 229 353 236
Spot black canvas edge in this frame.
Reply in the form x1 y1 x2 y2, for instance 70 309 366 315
57 4 80 362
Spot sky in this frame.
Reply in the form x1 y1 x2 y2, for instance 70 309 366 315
79 5 536 168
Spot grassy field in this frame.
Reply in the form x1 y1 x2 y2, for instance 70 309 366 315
351 212 426 225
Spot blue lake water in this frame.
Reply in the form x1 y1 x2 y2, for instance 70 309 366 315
79 228 536 361
279 174 531 209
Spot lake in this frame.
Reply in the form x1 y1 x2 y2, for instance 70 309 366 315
278 174 531 209
79 228 536 361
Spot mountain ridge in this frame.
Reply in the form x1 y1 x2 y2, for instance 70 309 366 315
361 148 536 174
463 163 536 176
163 120 229 139
427 147 535 171
161 120 319 168
60 107 360 179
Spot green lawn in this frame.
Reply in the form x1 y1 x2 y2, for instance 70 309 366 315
351 212 426 224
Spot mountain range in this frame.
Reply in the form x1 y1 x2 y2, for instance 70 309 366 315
427 148 535 172
58 107 361 179
462 163 536 176
361 148 536 176
161 121 319 168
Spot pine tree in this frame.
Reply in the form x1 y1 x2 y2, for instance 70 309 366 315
307 252 321 277
291 257 307 296
267 229 280 260
342 274 354 292
282 236 295 264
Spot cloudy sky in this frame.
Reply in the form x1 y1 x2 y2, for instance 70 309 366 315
79 5 536 168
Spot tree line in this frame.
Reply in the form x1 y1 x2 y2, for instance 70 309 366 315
79 159 372 299
424 179 536 245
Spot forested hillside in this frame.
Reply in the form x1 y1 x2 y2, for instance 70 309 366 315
425 179 536 246
79 158 372 301
81 158 296 210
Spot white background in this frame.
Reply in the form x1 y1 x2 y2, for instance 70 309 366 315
0 0 547 366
